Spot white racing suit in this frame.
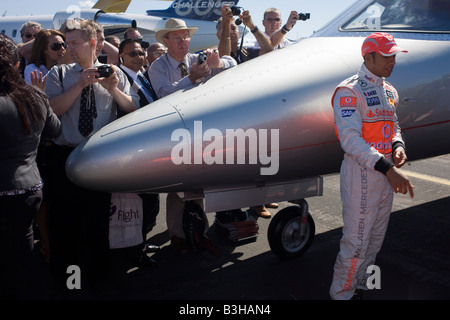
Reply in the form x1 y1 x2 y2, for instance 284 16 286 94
329 64 405 300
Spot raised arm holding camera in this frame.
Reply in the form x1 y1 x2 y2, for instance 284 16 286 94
148 18 236 99
269 10 300 48
217 5 273 62
250 8 310 50
47 20 137 118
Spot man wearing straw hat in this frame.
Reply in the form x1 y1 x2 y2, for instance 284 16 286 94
148 18 236 254
148 18 236 99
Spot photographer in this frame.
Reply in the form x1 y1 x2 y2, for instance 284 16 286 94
269 10 300 48
148 18 236 254
251 8 300 50
124 28 150 69
148 18 236 99
96 23 119 65
217 5 273 63
45 19 138 293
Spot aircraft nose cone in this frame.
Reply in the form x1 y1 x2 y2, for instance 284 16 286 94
66 101 187 193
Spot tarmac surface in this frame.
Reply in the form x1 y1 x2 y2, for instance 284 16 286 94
31 154 450 304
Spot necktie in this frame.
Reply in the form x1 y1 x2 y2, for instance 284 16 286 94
137 73 157 101
179 62 189 78
78 85 97 137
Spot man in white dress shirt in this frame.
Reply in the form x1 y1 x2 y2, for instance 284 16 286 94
148 18 237 254
149 18 236 99
119 39 156 108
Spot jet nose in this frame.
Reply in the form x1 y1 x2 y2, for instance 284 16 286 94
66 101 188 193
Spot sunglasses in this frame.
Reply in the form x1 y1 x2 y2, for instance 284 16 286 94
51 42 67 51
23 33 35 39
124 51 145 57
266 18 281 22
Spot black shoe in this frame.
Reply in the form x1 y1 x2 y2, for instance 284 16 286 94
139 254 157 267
351 289 364 300
143 244 160 254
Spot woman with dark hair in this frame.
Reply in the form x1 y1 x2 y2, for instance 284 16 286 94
0 34 61 299
23 29 66 263
24 29 66 88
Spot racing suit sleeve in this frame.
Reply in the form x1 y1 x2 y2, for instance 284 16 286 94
390 86 406 153
333 87 385 172
375 104 405 174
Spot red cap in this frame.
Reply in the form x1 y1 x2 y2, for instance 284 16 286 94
361 33 408 57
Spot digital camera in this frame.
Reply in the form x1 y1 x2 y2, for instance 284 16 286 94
97 65 114 78
137 37 150 49
230 5 242 16
197 52 207 65
298 13 311 21
230 5 244 25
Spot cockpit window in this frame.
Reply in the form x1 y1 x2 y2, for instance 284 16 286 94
341 0 450 33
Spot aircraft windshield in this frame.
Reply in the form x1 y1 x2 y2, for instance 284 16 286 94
342 0 450 33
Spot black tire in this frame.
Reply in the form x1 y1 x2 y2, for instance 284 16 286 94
267 205 315 259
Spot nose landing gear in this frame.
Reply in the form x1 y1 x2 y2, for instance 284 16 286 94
267 199 315 259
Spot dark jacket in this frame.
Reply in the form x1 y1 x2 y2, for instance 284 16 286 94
0 95 61 193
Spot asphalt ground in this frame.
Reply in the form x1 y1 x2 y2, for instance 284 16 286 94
98 153 450 303
15 154 449 310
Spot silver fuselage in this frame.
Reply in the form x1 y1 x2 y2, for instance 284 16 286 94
66 0 450 201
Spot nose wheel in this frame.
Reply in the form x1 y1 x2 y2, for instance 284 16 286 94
267 200 315 259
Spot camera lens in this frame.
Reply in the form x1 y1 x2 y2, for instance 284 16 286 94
97 65 113 78
230 5 242 16
137 38 150 49
197 52 207 65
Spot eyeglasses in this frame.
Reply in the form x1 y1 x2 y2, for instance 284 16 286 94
23 33 35 39
167 35 190 42
50 42 67 51
124 51 145 57
151 50 167 57
266 18 281 22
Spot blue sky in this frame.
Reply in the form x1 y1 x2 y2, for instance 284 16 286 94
2 0 357 38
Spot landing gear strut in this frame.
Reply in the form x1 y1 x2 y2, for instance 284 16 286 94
267 199 315 259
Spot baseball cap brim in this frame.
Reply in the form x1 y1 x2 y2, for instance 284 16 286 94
379 46 408 56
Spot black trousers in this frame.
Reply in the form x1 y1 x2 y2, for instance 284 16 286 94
0 191 51 299
47 145 110 288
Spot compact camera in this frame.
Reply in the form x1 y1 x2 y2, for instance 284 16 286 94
137 37 150 49
230 5 242 16
97 65 114 78
230 5 244 25
197 52 207 65
298 13 311 21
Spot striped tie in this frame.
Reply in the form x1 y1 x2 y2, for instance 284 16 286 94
179 62 189 78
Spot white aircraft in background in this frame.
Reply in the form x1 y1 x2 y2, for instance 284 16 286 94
66 0 450 258
0 0 239 52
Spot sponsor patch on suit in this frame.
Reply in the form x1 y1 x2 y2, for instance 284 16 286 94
340 97 357 108
342 109 355 117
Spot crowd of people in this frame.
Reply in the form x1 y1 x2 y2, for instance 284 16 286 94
2 4 412 301
0 5 300 299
